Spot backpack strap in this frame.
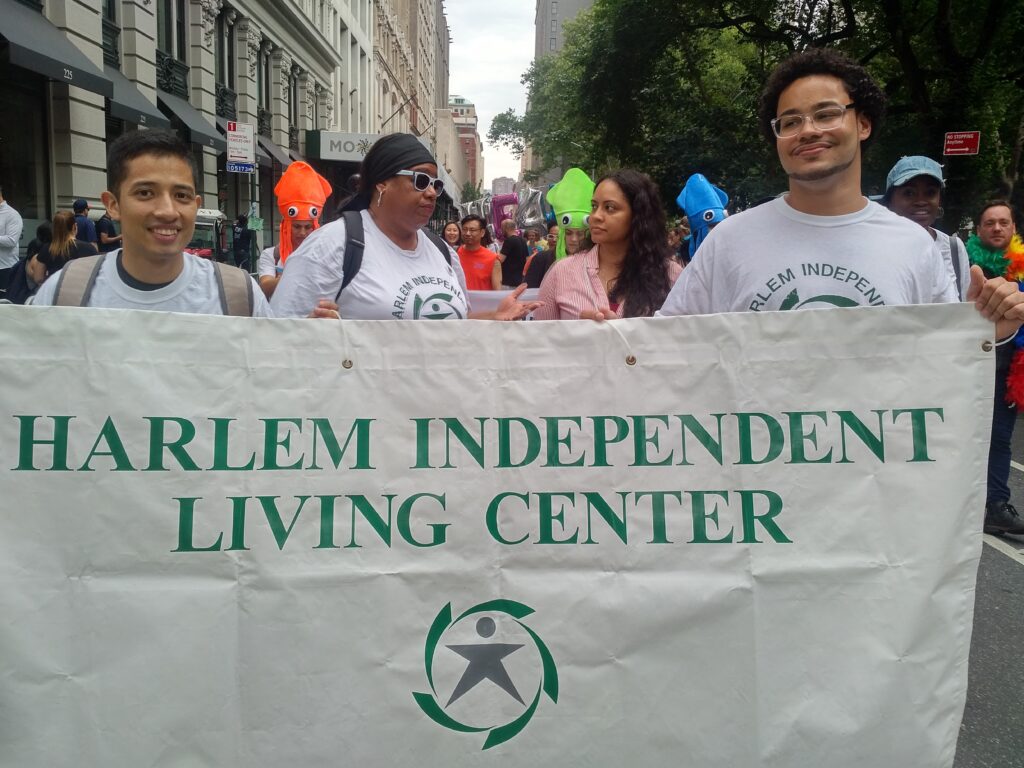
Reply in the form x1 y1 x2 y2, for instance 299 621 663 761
333 213 452 302
212 261 255 317
337 210 365 300
53 254 105 307
422 227 453 265
949 233 963 296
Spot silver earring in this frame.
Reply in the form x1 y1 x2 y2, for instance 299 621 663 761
377 189 384 207
937 206 944 219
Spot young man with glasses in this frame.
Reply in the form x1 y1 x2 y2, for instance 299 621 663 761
458 214 501 290
658 48 1024 345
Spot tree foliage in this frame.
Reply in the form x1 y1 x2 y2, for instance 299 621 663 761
489 0 1024 225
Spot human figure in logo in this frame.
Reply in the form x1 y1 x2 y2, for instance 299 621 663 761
270 133 540 320
656 48 1024 346
445 616 525 706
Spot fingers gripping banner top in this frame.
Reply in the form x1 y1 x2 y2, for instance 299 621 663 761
0 304 993 767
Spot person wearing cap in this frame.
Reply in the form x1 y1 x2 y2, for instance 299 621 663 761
270 133 539 320
72 198 99 252
882 156 969 301
257 162 332 299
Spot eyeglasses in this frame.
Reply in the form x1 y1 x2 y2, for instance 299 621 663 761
770 103 856 138
395 170 444 194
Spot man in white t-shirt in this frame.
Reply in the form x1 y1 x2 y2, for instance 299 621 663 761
32 130 273 316
657 49 1024 342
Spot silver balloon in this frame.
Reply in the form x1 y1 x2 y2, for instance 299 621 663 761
515 187 545 232
540 187 556 227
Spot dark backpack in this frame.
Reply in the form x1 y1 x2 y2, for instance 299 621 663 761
3 258 34 305
334 210 452 301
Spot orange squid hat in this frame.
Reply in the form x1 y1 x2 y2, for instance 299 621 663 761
275 161 333 263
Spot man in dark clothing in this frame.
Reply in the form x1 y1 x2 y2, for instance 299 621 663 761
498 219 529 288
95 211 122 253
72 198 99 251
233 214 254 272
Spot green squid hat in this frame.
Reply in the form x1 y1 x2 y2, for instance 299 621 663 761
545 168 596 260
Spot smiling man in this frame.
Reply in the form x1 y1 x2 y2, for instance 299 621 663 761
32 130 271 317
658 48 1024 344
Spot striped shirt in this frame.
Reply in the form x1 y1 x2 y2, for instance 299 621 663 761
532 245 683 320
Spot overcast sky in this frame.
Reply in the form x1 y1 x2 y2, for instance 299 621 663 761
445 2 535 189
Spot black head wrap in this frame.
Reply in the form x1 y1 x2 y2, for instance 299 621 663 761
342 133 437 211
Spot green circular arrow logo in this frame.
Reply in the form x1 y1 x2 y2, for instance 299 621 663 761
412 599 559 750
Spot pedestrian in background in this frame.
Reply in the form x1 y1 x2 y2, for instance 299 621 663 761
442 220 462 248
459 213 501 290
0 184 24 292
72 198 99 252
96 208 122 254
882 156 969 300
233 214 253 272
498 219 528 289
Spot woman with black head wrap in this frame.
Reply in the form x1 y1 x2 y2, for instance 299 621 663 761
271 133 539 320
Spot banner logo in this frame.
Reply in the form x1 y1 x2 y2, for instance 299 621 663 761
413 600 558 750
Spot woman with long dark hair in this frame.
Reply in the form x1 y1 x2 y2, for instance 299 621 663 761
31 210 95 274
532 169 680 319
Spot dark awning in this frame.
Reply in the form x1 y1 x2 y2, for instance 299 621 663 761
214 116 270 166
104 65 170 129
288 149 305 163
258 135 291 168
157 92 226 152
0 0 113 97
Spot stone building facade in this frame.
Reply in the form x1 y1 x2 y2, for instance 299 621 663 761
0 0 373 254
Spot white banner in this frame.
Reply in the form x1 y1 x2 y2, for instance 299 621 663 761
0 304 993 767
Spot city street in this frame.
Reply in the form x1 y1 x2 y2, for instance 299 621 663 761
956 417 1024 768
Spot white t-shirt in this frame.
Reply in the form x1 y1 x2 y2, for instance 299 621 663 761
270 210 471 320
935 230 970 302
32 251 272 316
257 245 279 278
657 197 957 316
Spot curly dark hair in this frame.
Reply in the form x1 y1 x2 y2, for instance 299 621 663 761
597 169 673 318
758 48 886 152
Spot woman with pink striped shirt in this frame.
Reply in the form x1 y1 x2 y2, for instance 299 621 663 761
532 169 682 320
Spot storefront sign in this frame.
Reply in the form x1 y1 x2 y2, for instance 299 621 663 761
312 131 380 162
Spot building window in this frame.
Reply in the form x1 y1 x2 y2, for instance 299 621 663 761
102 0 116 22
157 0 187 60
551 19 558 33
551 1 558 16
215 12 235 88
549 37 556 51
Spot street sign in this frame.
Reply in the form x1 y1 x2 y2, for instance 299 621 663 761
227 161 256 174
943 131 981 156
226 120 256 168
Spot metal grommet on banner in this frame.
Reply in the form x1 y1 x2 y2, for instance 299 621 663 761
342 359 354 369
625 355 637 366
982 341 994 352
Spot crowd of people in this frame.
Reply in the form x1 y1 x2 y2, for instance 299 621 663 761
1 48 1023 535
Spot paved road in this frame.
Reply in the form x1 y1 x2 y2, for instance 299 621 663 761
954 416 1024 768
